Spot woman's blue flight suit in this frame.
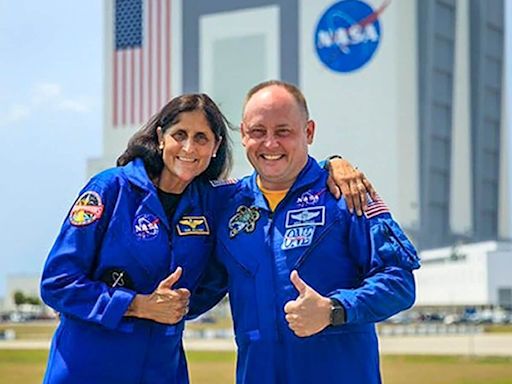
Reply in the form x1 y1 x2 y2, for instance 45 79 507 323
41 158 217 384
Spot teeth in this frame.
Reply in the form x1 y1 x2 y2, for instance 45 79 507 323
178 157 195 163
262 154 282 160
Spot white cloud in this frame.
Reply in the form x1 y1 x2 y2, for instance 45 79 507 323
0 104 31 126
0 82 90 127
31 82 62 105
57 99 90 113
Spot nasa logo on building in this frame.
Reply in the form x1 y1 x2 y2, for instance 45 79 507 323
314 0 390 73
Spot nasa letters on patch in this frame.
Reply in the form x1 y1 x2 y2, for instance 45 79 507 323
176 216 210 236
69 191 104 226
296 189 325 207
133 214 160 240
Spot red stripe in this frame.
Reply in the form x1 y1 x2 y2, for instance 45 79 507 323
366 208 390 218
139 48 143 125
148 0 153 118
366 204 389 213
167 0 171 101
366 208 389 216
113 51 118 127
121 50 126 126
157 0 162 110
131 50 135 125
367 202 388 210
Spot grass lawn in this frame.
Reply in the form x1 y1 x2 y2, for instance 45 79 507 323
1 350 511 384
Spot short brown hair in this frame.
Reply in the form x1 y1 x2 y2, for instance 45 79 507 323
243 80 309 119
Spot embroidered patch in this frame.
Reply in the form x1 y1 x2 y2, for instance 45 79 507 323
133 214 160 240
229 205 260 238
281 226 316 250
69 191 104 226
296 189 325 207
177 216 210 235
285 207 325 228
365 194 390 219
100 268 133 289
209 178 238 187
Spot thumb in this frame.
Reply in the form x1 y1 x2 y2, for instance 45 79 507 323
290 270 308 297
159 266 183 289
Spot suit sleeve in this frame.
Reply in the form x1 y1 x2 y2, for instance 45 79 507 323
40 178 136 330
187 253 229 319
329 210 421 324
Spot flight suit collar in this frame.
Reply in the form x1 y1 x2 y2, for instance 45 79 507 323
122 158 171 230
122 158 200 232
239 156 325 209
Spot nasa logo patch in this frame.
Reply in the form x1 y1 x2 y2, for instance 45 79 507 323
314 0 389 73
296 189 324 207
69 191 104 226
133 214 160 240
281 226 316 250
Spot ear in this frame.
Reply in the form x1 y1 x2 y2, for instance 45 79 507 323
305 120 315 145
156 126 164 145
213 135 223 155
240 122 248 148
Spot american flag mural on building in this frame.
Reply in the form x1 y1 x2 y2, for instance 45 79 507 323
113 0 172 127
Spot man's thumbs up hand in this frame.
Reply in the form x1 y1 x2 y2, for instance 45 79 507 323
284 270 332 337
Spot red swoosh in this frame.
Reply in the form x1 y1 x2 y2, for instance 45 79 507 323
357 0 391 28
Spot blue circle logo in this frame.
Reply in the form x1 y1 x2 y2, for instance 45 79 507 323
314 0 389 73
133 214 160 240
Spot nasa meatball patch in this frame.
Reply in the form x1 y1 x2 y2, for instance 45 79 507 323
133 214 160 240
69 191 104 226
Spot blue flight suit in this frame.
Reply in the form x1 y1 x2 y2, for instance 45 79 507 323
191 157 420 384
41 158 216 384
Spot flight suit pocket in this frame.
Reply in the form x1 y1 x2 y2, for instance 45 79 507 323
220 242 261 341
374 221 420 270
58 317 142 380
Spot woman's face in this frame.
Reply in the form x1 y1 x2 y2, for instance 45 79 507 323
157 110 220 192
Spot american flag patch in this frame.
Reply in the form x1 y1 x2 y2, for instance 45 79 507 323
365 195 390 219
209 178 238 187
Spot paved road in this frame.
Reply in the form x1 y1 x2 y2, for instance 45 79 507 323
3 334 512 356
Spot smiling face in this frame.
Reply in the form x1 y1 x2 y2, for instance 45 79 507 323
241 85 315 191
157 110 220 193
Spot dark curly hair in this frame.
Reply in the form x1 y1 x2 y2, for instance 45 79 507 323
117 93 233 181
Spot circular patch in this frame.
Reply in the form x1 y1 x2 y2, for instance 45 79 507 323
69 191 104 226
133 214 160 240
314 0 386 73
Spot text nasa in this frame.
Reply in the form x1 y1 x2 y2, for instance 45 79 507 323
317 24 378 53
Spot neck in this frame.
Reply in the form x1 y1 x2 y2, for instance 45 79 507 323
157 172 189 194
257 176 291 192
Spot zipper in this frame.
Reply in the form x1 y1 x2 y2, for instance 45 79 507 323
293 216 341 270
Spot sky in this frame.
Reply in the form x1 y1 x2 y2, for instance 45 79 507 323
0 0 103 296
0 1 511 299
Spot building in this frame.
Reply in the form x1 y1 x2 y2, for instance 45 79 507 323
89 0 509 251
416 241 512 309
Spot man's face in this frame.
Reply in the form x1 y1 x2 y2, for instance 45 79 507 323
241 85 315 190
